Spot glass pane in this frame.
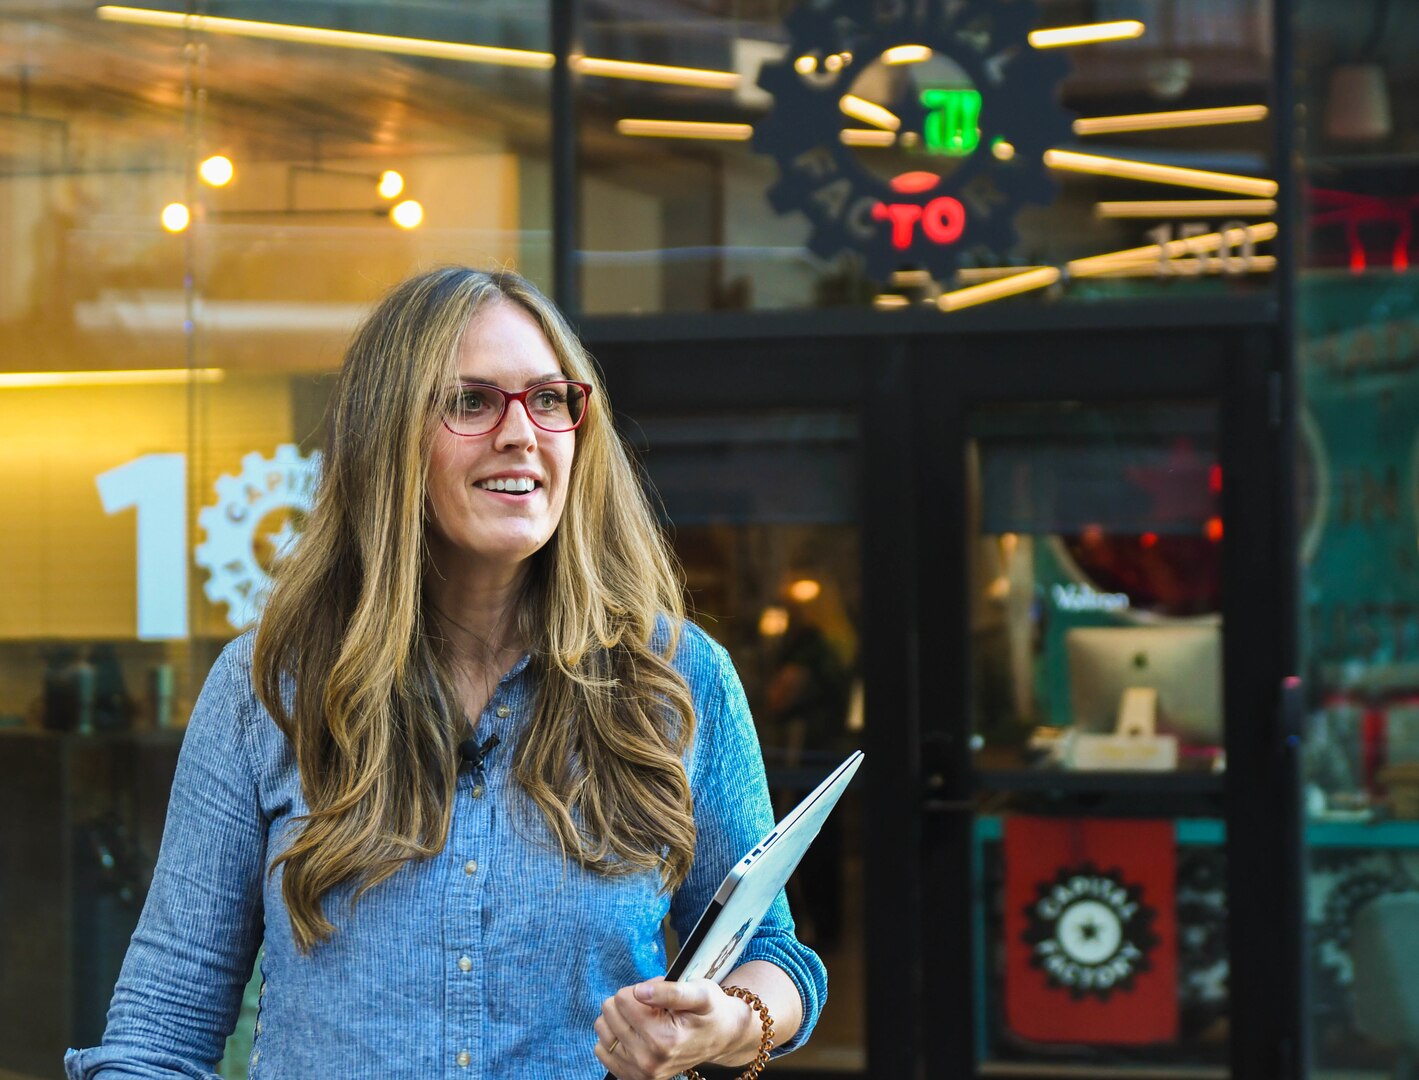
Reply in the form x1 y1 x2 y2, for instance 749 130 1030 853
0 2 550 1073
965 401 1229 1072
630 409 866 1071
1296 0 1419 1071
577 0 1275 314
967 402 1225 773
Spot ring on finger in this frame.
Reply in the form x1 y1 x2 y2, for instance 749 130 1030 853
606 1038 620 1054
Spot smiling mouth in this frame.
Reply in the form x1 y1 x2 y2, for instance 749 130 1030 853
475 477 539 494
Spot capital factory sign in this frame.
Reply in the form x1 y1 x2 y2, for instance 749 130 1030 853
753 0 1071 282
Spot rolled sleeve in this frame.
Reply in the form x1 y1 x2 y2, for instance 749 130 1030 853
670 630 828 1055
66 642 267 1078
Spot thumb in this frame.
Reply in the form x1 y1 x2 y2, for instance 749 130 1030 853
634 978 718 1014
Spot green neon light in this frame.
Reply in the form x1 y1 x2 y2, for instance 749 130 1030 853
919 87 982 156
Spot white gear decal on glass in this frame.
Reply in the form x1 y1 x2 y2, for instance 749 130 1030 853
195 444 322 630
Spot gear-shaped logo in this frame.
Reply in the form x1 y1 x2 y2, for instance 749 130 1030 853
753 0 1072 282
195 444 322 630
1022 863 1160 1000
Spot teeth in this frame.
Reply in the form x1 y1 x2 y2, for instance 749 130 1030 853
476 477 537 493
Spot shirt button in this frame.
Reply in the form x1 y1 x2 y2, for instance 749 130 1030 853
458 955 473 972
471 784 485 799
496 705 510 718
457 1050 471 1067
464 859 478 875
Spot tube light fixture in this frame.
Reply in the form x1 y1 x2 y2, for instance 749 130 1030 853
873 294 911 309
575 56 739 89
1095 199 1278 218
955 265 1054 285
1044 149 1279 197
1028 20 1145 49
938 266 1061 312
1088 255 1277 277
615 119 752 140
840 94 901 131
97 7 743 89
0 368 225 389
840 128 897 147
1074 104 1268 135
1067 222 1277 277
883 45 932 64
97 6 555 67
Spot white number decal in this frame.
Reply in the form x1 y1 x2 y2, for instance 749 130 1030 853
96 454 188 639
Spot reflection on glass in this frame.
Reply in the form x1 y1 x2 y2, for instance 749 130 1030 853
967 403 1225 773
633 410 864 1071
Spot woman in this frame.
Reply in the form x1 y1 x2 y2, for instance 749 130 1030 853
65 267 826 1079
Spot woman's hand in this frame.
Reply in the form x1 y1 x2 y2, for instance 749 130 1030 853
593 976 756 1080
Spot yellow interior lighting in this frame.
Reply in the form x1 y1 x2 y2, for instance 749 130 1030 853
1067 222 1277 277
1090 255 1277 277
377 170 404 199
955 265 1054 285
0 368 225 389
891 269 934 287
97 7 742 89
198 154 234 186
1074 104 1268 135
840 94 901 131
160 202 190 232
794 55 816 75
1095 199 1278 218
98 6 555 67
615 119 752 140
575 56 740 89
938 267 1061 312
873 295 911 309
788 578 823 602
1029 20 1146 48
840 128 897 147
390 199 424 229
883 45 933 64
1044 149 1279 197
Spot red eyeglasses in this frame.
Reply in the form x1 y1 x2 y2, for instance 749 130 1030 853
441 380 592 437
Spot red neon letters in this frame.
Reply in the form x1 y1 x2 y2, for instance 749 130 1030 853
872 196 966 249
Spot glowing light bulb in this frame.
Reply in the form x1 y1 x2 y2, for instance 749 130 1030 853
161 203 190 232
378 170 404 199
198 155 234 186
788 579 822 602
794 54 816 75
390 199 424 229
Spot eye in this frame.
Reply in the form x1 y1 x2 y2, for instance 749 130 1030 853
456 387 494 412
531 387 567 411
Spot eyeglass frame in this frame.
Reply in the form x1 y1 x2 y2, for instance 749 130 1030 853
439 379 594 438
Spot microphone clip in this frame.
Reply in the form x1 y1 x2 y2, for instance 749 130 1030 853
458 732 501 771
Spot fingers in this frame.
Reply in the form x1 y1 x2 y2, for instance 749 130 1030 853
633 977 719 1015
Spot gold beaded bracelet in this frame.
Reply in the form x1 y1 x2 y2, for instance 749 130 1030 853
684 985 775 1080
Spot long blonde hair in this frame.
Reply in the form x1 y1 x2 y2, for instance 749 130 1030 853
253 267 695 952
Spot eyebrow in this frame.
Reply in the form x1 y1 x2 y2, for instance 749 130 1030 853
456 372 566 390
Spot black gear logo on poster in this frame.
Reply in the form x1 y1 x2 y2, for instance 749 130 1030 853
1022 864 1160 1000
753 0 1071 283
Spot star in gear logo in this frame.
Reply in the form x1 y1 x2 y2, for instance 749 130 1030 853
753 0 1072 283
195 444 322 631
1022 863 1160 1000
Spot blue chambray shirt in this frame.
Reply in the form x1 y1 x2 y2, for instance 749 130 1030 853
65 623 826 1079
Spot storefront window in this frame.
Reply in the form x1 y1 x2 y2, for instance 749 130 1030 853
576 0 1277 314
0 2 550 1071
1296 0 1419 1075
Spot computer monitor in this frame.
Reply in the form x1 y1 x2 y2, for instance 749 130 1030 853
1065 624 1223 745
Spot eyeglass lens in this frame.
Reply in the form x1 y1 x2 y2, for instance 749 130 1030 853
445 381 587 436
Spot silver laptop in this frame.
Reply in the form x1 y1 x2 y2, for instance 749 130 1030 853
668 749 863 984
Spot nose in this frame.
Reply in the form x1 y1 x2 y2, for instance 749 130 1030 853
492 396 537 449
